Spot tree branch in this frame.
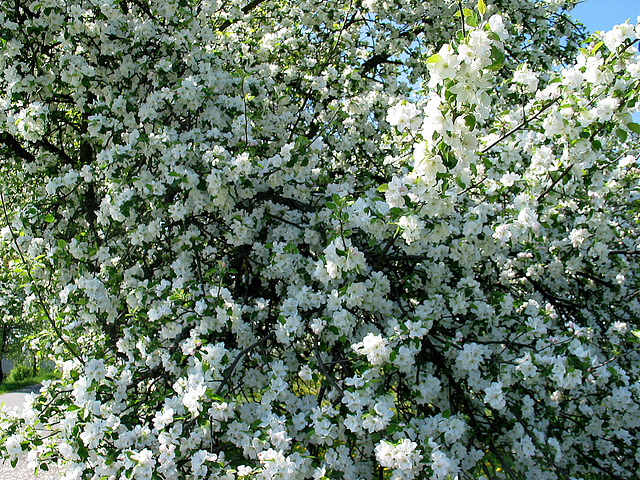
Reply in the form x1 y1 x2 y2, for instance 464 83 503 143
217 0 269 31
0 132 36 163
215 331 275 396
314 337 344 407
481 97 561 155
537 162 574 203
254 192 316 213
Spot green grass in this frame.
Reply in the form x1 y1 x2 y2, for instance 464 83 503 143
0 372 60 395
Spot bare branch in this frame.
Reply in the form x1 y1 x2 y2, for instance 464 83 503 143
215 331 275 396
481 97 561 155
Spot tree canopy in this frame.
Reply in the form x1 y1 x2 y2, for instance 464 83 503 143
0 0 639 479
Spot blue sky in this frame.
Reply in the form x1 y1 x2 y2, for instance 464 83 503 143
570 0 639 34
570 0 640 122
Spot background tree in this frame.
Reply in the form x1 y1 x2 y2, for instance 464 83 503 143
0 0 639 479
0 241 40 383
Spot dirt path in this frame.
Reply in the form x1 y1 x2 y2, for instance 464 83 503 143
0 385 61 480
0 384 43 409
0 458 60 480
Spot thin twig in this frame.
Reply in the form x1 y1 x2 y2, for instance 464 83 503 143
481 97 561 155
314 337 344 407
265 212 306 229
457 1 466 38
537 162 574 203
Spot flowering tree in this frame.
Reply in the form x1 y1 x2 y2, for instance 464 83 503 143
1 0 639 478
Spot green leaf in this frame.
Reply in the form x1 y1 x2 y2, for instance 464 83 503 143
57 239 67 249
444 153 458 169
426 54 442 64
44 214 55 223
490 46 504 70
627 122 640 135
77 445 88 460
465 113 476 130
591 41 604 54
377 183 389 192
478 0 487 16
615 128 628 143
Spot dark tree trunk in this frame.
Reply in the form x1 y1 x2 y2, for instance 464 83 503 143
0 324 8 383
